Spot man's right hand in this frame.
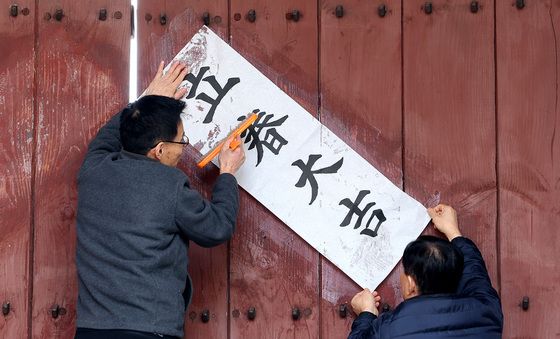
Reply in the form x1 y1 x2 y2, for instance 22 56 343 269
427 204 462 241
219 135 246 175
351 289 381 316
142 61 188 99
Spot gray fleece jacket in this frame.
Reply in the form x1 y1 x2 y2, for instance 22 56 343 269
75 112 239 337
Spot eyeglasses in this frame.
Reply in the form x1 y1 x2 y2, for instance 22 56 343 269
152 132 189 148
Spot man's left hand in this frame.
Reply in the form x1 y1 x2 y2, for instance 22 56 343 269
142 60 188 99
351 289 381 316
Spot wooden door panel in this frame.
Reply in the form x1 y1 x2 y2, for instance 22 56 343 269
0 0 35 337
136 1 229 338
319 0 403 337
229 0 320 337
32 1 130 337
137 0 228 93
497 1 560 337
403 0 497 284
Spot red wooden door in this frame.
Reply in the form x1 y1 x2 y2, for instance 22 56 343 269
0 0 35 337
319 0 404 337
228 1 320 337
136 1 229 338
497 1 560 337
403 0 498 288
0 1 553 338
32 1 130 337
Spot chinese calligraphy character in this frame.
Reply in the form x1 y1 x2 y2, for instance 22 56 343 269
292 154 344 205
339 190 387 238
184 66 240 123
238 109 289 166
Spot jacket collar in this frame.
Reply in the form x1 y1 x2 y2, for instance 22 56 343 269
119 149 159 163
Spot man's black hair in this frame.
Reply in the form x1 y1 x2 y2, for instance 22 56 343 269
120 95 186 155
402 235 464 295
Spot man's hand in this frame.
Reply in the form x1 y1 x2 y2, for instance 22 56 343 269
142 61 188 99
351 289 381 316
219 135 246 175
427 204 462 241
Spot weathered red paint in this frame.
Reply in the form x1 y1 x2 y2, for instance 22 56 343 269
319 1 404 337
403 0 497 288
0 0 35 337
136 1 230 338
32 1 129 337
0 1 555 338
497 1 560 337
229 0 320 337
402 0 502 327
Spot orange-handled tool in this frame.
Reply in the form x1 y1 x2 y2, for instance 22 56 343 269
196 113 258 168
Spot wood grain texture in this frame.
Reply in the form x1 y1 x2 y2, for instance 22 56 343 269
0 0 35 337
229 0 320 337
32 1 129 337
136 1 229 338
497 0 560 337
318 1 404 337
137 0 228 94
230 0 318 113
403 0 498 286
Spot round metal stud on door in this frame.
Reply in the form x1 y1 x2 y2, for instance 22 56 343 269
201 309 210 323
2 302 10 316
246 9 256 23
286 10 301 22
291 307 301 320
470 1 479 13
378 4 387 18
159 14 167 25
335 5 344 18
516 0 525 10
338 303 347 318
50 304 66 319
520 296 529 311
247 306 256 320
10 4 18 17
98 8 107 21
381 303 391 313
423 2 433 15
54 8 64 21
202 12 210 26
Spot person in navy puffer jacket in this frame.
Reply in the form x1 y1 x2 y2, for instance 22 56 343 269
349 204 503 339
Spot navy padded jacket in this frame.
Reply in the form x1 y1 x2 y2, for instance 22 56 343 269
349 237 503 339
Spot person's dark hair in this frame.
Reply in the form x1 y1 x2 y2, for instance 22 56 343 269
120 95 185 155
402 235 464 295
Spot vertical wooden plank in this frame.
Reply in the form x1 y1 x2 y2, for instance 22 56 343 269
136 1 229 338
32 1 129 337
403 0 497 285
137 0 228 92
230 0 318 113
319 1 403 337
497 1 560 337
229 1 319 337
0 1 35 337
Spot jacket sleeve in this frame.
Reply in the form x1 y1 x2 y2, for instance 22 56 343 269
452 237 503 323
175 173 239 247
348 312 379 339
79 111 122 178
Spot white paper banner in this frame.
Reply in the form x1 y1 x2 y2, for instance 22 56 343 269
168 26 430 289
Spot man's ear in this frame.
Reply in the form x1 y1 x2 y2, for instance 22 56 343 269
405 275 419 298
147 142 164 160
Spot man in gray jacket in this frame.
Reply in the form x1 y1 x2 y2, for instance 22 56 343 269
75 62 245 339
